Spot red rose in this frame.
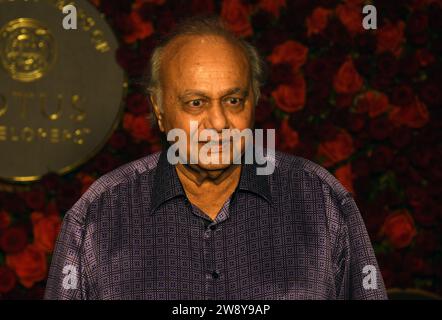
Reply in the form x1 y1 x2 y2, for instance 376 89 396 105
116 45 138 71
363 206 385 238
389 98 429 129
407 12 428 35
334 163 355 194
121 11 154 44
258 0 286 18
100 1 132 16
22 188 46 211
317 129 354 167
278 118 299 153
305 58 336 82
254 93 274 123
414 203 438 227
391 85 414 106
392 156 409 174
156 10 176 36
94 152 118 174
0 210 11 230
31 212 62 253
415 231 439 254
376 21 405 57
90 0 100 8
346 113 365 133
270 63 295 84
381 209 417 249
352 157 370 177
415 48 435 67
335 94 354 109
268 40 308 72
45 200 59 216
56 180 82 213
355 91 389 118
406 185 429 213
389 126 412 148
221 0 253 37
371 145 394 171
333 58 364 94
113 12 135 35
403 253 426 274
411 147 432 168
380 268 394 288
336 2 363 35
109 131 128 150
312 82 331 101
0 227 28 254
135 0 165 5
150 143 163 154
371 76 392 92
40 172 61 193
400 54 420 77
123 112 135 131
271 74 306 113
345 1 367 9
25 285 46 300
376 52 398 77
191 0 215 15
76 173 96 195
126 93 150 115
0 265 16 294
123 113 155 142
317 122 339 138
369 117 391 140
306 7 331 37
419 82 441 107
6 244 47 288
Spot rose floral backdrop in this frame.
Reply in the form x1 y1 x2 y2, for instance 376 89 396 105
0 0 441 299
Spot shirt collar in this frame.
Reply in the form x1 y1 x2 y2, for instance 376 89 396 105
150 151 273 214
237 159 273 205
150 151 186 214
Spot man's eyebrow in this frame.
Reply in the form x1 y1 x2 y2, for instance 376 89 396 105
221 87 249 97
178 87 248 100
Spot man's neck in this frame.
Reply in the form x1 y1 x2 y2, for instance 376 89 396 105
176 162 241 191
177 162 240 184
175 163 242 218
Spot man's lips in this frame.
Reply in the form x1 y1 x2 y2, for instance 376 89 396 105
197 140 233 152
198 140 232 144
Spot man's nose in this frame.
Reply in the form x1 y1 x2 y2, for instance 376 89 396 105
206 102 228 132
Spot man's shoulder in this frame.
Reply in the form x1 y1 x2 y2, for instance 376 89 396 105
67 152 162 222
274 150 350 201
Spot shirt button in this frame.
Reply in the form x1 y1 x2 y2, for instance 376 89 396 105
209 225 217 231
211 271 220 279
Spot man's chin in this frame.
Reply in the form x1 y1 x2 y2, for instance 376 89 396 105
195 161 234 172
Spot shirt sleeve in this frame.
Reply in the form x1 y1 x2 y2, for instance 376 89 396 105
335 195 388 300
44 211 90 300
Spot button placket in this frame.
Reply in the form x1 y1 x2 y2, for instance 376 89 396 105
202 220 216 298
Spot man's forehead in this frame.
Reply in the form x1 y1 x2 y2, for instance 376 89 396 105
161 34 249 71
178 87 248 99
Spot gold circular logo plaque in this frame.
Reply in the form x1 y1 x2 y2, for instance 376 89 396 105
0 18 57 82
0 0 126 182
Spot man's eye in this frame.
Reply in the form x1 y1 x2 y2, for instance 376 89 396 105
225 97 242 106
188 99 204 107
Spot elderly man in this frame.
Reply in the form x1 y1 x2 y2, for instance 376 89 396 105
45 16 387 300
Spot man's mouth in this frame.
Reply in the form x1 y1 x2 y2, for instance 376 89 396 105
198 140 232 152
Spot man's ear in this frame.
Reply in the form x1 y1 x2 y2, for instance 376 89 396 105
149 94 165 132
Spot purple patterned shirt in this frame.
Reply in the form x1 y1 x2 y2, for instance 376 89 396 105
44 150 387 300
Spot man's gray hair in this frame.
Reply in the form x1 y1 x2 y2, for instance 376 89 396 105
145 15 267 123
